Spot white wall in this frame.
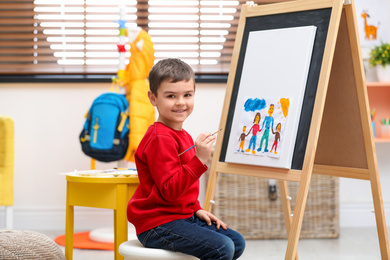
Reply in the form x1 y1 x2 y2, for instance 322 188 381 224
0 82 389 231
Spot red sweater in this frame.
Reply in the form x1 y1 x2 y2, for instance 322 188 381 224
127 122 208 235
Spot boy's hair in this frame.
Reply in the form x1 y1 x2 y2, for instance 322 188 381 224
148 58 195 96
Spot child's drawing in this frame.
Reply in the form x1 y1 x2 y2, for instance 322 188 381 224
257 104 275 153
270 123 281 155
280 98 290 118
245 112 262 154
237 126 249 152
234 97 289 159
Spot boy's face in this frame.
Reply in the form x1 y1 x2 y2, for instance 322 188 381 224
148 79 195 131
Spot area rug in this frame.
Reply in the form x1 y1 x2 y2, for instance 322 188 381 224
54 231 114 251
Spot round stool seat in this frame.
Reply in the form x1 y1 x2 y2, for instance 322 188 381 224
119 239 198 260
89 225 137 243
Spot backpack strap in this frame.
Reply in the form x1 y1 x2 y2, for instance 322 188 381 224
117 109 129 132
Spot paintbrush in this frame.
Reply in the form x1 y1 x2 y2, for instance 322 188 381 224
177 128 222 157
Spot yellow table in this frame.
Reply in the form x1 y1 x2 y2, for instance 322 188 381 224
65 174 139 260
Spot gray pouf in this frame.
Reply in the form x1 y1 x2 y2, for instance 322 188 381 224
0 230 65 260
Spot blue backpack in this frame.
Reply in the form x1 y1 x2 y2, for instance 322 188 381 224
79 93 130 162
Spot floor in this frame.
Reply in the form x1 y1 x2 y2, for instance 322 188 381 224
41 227 385 259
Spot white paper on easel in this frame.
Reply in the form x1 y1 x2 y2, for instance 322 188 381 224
224 25 317 169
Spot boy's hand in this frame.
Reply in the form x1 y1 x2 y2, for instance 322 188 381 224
195 132 216 164
195 209 228 230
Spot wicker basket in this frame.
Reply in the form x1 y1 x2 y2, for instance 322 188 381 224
207 172 339 239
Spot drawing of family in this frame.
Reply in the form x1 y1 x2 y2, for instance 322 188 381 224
238 103 282 156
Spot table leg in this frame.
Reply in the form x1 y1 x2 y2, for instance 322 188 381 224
114 184 128 260
65 203 74 260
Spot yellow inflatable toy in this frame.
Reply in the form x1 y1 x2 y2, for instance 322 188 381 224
119 28 155 162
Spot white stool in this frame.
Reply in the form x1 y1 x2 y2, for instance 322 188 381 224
119 239 198 260
89 226 137 243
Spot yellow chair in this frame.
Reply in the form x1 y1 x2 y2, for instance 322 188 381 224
0 116 14 229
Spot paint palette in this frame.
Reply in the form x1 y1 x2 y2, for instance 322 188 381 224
61 169 137 177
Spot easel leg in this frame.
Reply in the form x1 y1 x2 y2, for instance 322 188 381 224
278 180 299 260
285 169 313 260
204 170 218 212
343 2 390 257
370 169 390 259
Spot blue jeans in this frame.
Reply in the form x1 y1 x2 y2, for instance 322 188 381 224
137 215 246 260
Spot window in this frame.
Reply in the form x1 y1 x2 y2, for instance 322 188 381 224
0 0 251 75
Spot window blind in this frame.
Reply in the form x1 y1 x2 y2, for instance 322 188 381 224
0 0 280 75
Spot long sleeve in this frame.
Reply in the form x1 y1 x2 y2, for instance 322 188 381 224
145 134 205 202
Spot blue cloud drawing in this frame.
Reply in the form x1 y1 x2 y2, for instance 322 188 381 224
244 98 266 112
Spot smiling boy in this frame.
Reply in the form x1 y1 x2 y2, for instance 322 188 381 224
127 58 245 260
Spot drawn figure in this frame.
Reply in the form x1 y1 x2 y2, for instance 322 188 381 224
245 112 261 154
361 11 378 40
257 104 274 153
238 126 249 152
270 123 281 154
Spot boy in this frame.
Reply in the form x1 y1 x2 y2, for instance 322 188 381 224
127 58 245 260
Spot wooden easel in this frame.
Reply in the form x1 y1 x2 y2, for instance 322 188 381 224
204 0 390 259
